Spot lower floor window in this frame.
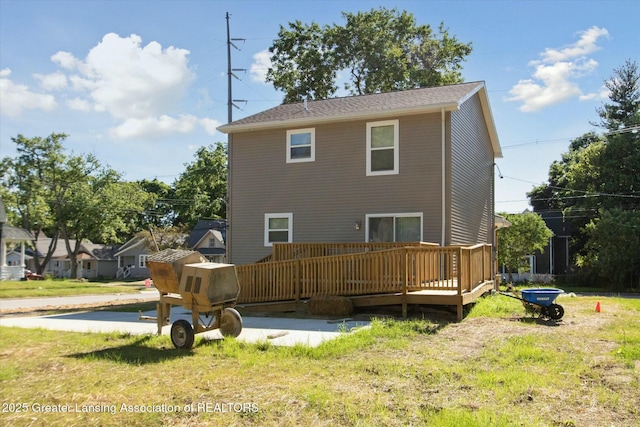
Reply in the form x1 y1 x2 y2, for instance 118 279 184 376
139 255 148 268
366 213 422 242
265 213 293 246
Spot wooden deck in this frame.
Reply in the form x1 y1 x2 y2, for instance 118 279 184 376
235 242 495 321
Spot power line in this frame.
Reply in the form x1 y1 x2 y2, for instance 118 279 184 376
500 125 639 150
501 175 640 199
502 137 574 150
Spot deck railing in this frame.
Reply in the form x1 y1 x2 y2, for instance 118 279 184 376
271 241 438 261
236 243 493 304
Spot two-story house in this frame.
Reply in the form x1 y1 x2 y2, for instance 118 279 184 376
218 81 501 265
186 219 227 263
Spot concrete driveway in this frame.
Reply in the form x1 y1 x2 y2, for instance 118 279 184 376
0 292 369 347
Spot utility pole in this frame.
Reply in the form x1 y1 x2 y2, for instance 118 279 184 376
226 12 246 123
225 12 246 264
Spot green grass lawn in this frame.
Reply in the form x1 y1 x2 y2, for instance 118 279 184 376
0 279 143 299
0 294 638 426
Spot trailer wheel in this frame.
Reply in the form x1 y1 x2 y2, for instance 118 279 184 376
219 308 243 338
547 304 564 320
171 319 195 349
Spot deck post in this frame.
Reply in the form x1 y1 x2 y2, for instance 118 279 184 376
402 248 408 318
456 247 463 296
294 259 301 303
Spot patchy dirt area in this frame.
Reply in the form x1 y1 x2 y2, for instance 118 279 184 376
418 297 639 426
0 293 637 426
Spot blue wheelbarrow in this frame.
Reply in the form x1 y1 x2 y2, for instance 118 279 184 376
500 288 565 320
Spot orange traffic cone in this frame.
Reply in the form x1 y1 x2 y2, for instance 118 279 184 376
595 301 601 313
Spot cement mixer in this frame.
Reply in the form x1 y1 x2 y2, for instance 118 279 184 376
141 249 242 349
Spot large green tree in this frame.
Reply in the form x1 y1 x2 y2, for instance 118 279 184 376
528 60 640 288
57 167 154 278
593 59 640 131
1 134 154 277
0 134 66 273
581 208 640 288
266 7 472 103
497 212 554 283
136 178 177 228
172 143 228 228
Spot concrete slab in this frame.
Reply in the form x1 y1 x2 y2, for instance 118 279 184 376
0 309 370 348
0 290 159 311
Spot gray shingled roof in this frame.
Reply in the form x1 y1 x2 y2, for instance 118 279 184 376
1 225 34 241
219 81 485 132
217 81 501 157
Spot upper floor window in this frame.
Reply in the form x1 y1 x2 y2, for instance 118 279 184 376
366 120 399 176
287 128 315 163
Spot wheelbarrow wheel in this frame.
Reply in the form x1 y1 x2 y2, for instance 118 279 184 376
171 319 195 349
219 308 243 338
546 303 564 320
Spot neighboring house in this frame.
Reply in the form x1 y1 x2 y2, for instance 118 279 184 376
187 219 227 263
115 231 189 279
218 81 502 265
536 210 572 277
502 210 572 283
75 241 120 279
25 236 119 279
113 236 153 279
1 198 35 280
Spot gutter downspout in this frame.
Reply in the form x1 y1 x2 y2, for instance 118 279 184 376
441 108 446 246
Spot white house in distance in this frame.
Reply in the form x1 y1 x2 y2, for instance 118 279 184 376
0 198 34 280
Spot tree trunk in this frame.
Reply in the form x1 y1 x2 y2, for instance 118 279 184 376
33 230 58 275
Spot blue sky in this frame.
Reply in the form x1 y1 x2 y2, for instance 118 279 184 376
1 0 638 213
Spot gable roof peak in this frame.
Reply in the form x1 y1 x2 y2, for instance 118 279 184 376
218 81 487 134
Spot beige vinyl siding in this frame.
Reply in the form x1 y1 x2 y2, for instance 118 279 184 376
229 114 443 264
449 93 495 245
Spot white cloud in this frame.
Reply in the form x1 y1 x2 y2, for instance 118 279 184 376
199 117 222 135
34 72 68 91
68 74 98 92
48 33 197 138
51 51 81 70
507 27 609 112
67 97 92 111
3 33 213 140
250 49 271 83
537 27 609 64
71 33 194 120
109 114 198 139
0 68 57 117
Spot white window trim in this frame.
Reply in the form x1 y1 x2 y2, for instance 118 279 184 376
366 119 399 176
365 213 423 242
286 128 315 163
264 213 293 247
139 254 148 268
